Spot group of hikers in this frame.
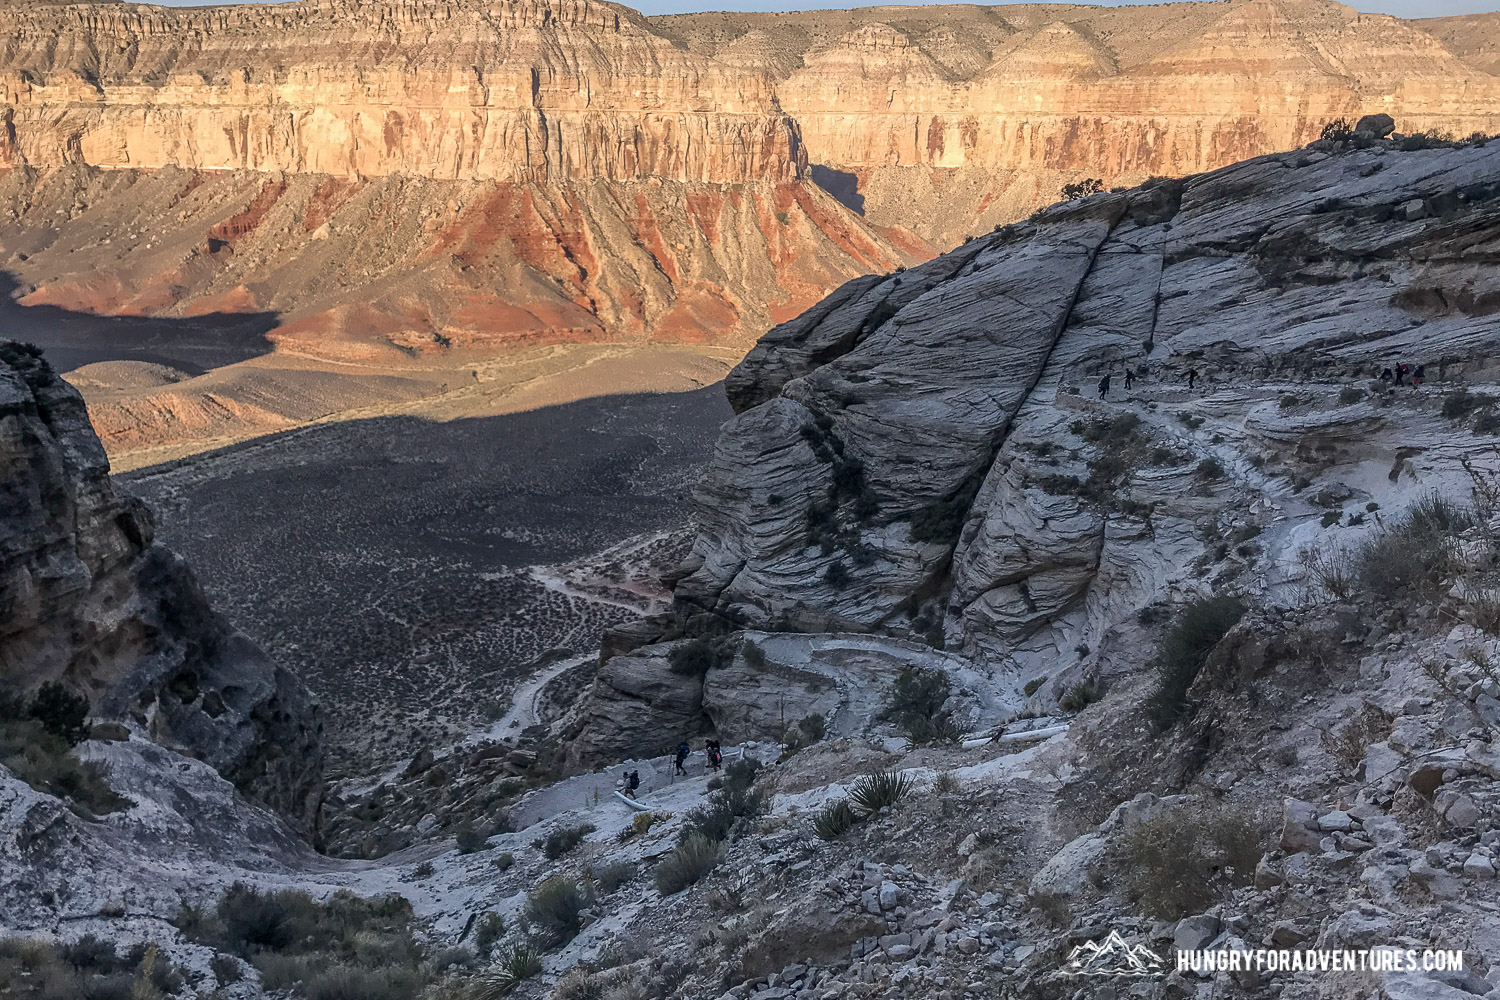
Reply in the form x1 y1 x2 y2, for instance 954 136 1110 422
616 738 725 799
1379 362 1425 387
1094 360 1428 401
1097 365 1197 399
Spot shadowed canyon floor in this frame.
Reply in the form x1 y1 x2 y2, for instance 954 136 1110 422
121 364 731 774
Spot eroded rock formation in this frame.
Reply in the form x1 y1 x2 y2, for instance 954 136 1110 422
566 134 1500 762
0 341 323 829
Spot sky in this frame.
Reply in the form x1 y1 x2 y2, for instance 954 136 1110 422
143 0 1497 16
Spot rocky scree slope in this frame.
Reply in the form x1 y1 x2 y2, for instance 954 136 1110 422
567 131 1500 764
0 341 323 829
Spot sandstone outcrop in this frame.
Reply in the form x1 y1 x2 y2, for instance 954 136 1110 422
568 134 1500 761
0 341 323 829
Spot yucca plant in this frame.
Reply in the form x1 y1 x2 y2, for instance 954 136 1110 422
496 945 541 986
813 799 856 840
848 770 913 814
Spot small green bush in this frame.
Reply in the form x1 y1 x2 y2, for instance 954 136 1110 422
741 641 767 668
1113 802 1262 919
589 861 635 894
1147 596 1246 729
813 799 856 840
28 683 91 746
492 853 515 872
797 714 826 744
848 770 914 814
1058 681 1102 713
668 638 730 677
654 832 721 896
1195 457 1226 480
1442 387 1498 420
0 719 131 817
1355 495 1473 602
455 825 488 855
882 667 959 744
523 877 591 949
1022 676 1047 697
535 822 594 860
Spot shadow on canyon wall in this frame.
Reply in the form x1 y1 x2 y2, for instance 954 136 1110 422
0 270 280 374
812 164 864 216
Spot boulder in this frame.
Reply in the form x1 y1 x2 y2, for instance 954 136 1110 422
1355 113 1396 139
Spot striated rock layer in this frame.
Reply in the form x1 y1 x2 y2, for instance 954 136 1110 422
566 135 1500 763
0 341 323 830
3 0 1500 375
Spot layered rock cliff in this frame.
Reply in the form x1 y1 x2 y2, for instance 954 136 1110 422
566 130 1500 763
0 340 323 829
4 0 1500 377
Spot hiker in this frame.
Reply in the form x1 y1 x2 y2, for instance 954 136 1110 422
628 770 640 797
1098 374 1111 399
1394 362 1406 386
674 743 690 776
1187 368 1197 391
1124 368 1134 390
1412 364 1426 388
706 740 723 772
1379 367 1393 384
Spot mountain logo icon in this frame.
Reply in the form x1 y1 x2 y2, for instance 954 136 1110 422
1059 930 1166 977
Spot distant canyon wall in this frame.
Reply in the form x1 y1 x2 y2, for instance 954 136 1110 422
4 0 1500 352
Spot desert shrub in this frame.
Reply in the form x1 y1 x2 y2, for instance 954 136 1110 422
1147 595 1246 729
590 861 635 894
933 771 961 795
551 967 605 1000
211 953 245 985
668 638 732 677
1320 118 1355 142
303 963 425 1000
1339 386 1364 405
881 667 959 744
535 822 595 860
1300 544 1355 600
1176 412 1205 430
1278 394 1301 410
0 712 130 818
186 884 425 997
797 714 826 744
1022 676 1047 697
741 641 767 668
1443 387 1498 420
497 946 542 987
28 683 91 746
616 810 667 843
848 770 914 814
1061 178 1104 200
455 825 488 854
683 779 767 844
473 911 505 958
1058 681 1102 712
654 832 721 896
523 877 591 950
410 861 436 880
1355 495 1473 603
813 799 857 840
492 852 515 872
1320 703 1394 774
1114 802 1263 918
823 561 851 588
1195 457 1226 480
